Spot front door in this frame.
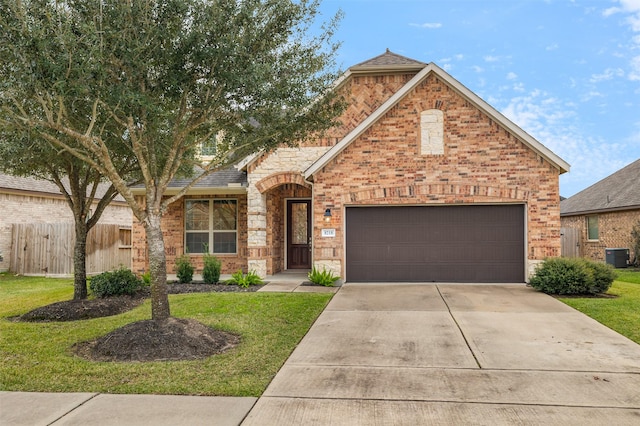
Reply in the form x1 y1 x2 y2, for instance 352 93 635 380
287 200 311 269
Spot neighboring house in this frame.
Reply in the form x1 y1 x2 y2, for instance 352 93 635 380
0 173 132 273
131 50 569 283
560 159 640 264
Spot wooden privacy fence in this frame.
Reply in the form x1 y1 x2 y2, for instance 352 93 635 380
560 227 582 258
10 223 131 276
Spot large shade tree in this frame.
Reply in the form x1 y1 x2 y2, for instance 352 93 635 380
0 0 343 321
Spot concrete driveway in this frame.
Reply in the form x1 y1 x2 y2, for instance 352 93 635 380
243 284 640 425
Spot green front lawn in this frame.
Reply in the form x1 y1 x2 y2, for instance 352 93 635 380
0 274 332 396
559 269 640 344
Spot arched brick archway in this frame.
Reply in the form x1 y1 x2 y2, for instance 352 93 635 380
255 172 311 194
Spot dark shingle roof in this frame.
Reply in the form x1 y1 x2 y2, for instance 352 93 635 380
0 173 126 201
131 166 247 191
0 173 62 195
349 49 427 73
166 166 247 188
560 159 640 215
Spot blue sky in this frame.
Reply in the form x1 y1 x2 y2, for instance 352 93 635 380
317 0 640 197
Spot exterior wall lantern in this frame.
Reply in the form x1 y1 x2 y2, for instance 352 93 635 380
323 208 332 223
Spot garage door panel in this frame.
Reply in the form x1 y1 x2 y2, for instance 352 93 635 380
346 205 524 283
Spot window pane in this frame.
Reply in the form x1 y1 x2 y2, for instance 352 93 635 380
213 232 237 254
291 203 308 244
201 140 217 156
587 216 599 240
186 233 209 253
213 200 237 230
186 200 209 230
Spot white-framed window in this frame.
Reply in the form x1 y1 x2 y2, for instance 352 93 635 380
587 215 599 241
185 199 238 254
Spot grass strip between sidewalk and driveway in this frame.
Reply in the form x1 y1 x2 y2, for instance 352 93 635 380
0 274 332 396
559 269 640 345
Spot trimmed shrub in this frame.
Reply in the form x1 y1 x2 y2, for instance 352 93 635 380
529 257 616 295
589 261 617 294
89 267 142 298
202 253 222 284
175 255 194 284
308 266 339 286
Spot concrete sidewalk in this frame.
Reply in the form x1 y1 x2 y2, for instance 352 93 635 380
3 284 640 425
243 284 640 425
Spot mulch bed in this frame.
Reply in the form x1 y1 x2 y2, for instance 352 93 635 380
72 317 240 362
13 282 263 362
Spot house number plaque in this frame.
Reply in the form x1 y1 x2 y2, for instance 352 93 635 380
321 229 336 238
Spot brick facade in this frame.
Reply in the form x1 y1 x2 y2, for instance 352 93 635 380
0 192 131 272
133 54 566 281
310 73 561 279
561 210 640 263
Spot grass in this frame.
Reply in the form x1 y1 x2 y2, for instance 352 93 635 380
0 273 332 396
559 269 640 345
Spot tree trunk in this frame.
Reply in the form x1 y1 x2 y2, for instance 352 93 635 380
145 213 171 320
73 220 88 300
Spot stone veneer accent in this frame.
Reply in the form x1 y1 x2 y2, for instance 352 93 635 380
246 147 329 277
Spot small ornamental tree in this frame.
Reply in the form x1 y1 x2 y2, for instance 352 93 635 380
0 0 344 321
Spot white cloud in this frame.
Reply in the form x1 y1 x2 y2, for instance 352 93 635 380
602 1 640 80
484 55 499 62
513 82 525 92
589 68 625 82
472 65 484 73
546 43 559 51
581 91 605 102
603 7 622 17
498 90 630 196
620 0 640 12
629 55 640 80
506 72 518 80
409 22 442 29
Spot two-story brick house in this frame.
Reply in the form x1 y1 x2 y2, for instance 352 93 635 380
131 50 570 283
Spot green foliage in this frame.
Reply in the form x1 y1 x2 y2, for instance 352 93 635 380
202 253 222 284
175 255 195 284
227 270 263 288
1 0 343 319
140 272 151 286
529 257 617 295
589 261 618 294
308 266 339 286
89 267 142 298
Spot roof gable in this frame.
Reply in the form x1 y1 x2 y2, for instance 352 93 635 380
304 62 570 179
560 158 640 215
349 49 427 74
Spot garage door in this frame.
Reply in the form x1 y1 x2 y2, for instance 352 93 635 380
345 205 524 283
